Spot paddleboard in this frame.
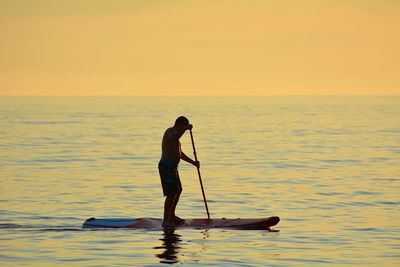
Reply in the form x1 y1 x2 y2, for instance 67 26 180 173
82 216 280 230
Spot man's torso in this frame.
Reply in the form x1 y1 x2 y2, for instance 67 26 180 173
161 127 181 164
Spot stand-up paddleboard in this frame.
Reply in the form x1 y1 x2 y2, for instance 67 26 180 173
82 216 280 231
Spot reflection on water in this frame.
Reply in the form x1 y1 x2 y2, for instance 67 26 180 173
154 228 210 264
154 228 182 264
0 96 399 266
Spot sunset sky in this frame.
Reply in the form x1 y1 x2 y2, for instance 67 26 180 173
0 0 399 95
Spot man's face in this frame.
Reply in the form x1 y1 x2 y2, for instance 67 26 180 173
175 123 187 132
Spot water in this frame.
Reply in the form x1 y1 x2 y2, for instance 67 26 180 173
0 96 399 266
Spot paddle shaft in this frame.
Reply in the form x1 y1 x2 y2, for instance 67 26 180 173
189 129 211 220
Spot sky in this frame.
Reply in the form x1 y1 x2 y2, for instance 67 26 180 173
0 0 399 95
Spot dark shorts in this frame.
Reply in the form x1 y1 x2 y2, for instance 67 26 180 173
158 160 182 196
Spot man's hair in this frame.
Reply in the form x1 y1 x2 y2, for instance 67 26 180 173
175 116 189 126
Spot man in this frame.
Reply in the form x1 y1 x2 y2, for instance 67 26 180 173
158 116 199 227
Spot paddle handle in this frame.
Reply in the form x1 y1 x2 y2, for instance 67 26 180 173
189 129 211 220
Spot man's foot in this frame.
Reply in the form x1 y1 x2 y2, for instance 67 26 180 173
174 216 185 225
162 219 175 228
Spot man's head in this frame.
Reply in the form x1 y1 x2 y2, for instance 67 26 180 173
174 116 189 128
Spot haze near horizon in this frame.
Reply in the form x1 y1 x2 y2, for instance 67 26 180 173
0 0 399 96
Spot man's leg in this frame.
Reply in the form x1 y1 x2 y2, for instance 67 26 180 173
163 195 177 227
161 166 182 227
171 194 183 221
171 171 183 223
170 194 179 217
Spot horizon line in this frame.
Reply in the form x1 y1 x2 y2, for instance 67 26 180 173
1 94 399 97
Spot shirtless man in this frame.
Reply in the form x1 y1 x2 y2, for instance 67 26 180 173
158 116 199 227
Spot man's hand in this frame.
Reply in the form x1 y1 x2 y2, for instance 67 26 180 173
186 124 193 131
193 160 200 168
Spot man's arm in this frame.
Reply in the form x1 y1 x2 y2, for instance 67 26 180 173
181 151 200 168
169 124 193 141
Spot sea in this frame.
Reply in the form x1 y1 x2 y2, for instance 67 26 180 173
0 96 399 266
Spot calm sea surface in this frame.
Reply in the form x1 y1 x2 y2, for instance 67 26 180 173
0 96 399 266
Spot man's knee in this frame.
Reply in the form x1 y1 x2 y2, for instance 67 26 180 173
166 193 179 200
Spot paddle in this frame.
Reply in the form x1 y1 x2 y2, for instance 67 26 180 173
189 129 211 220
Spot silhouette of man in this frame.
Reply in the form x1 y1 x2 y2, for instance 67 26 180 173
158 116 199 227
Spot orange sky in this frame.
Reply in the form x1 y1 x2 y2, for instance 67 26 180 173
0 0 399 95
